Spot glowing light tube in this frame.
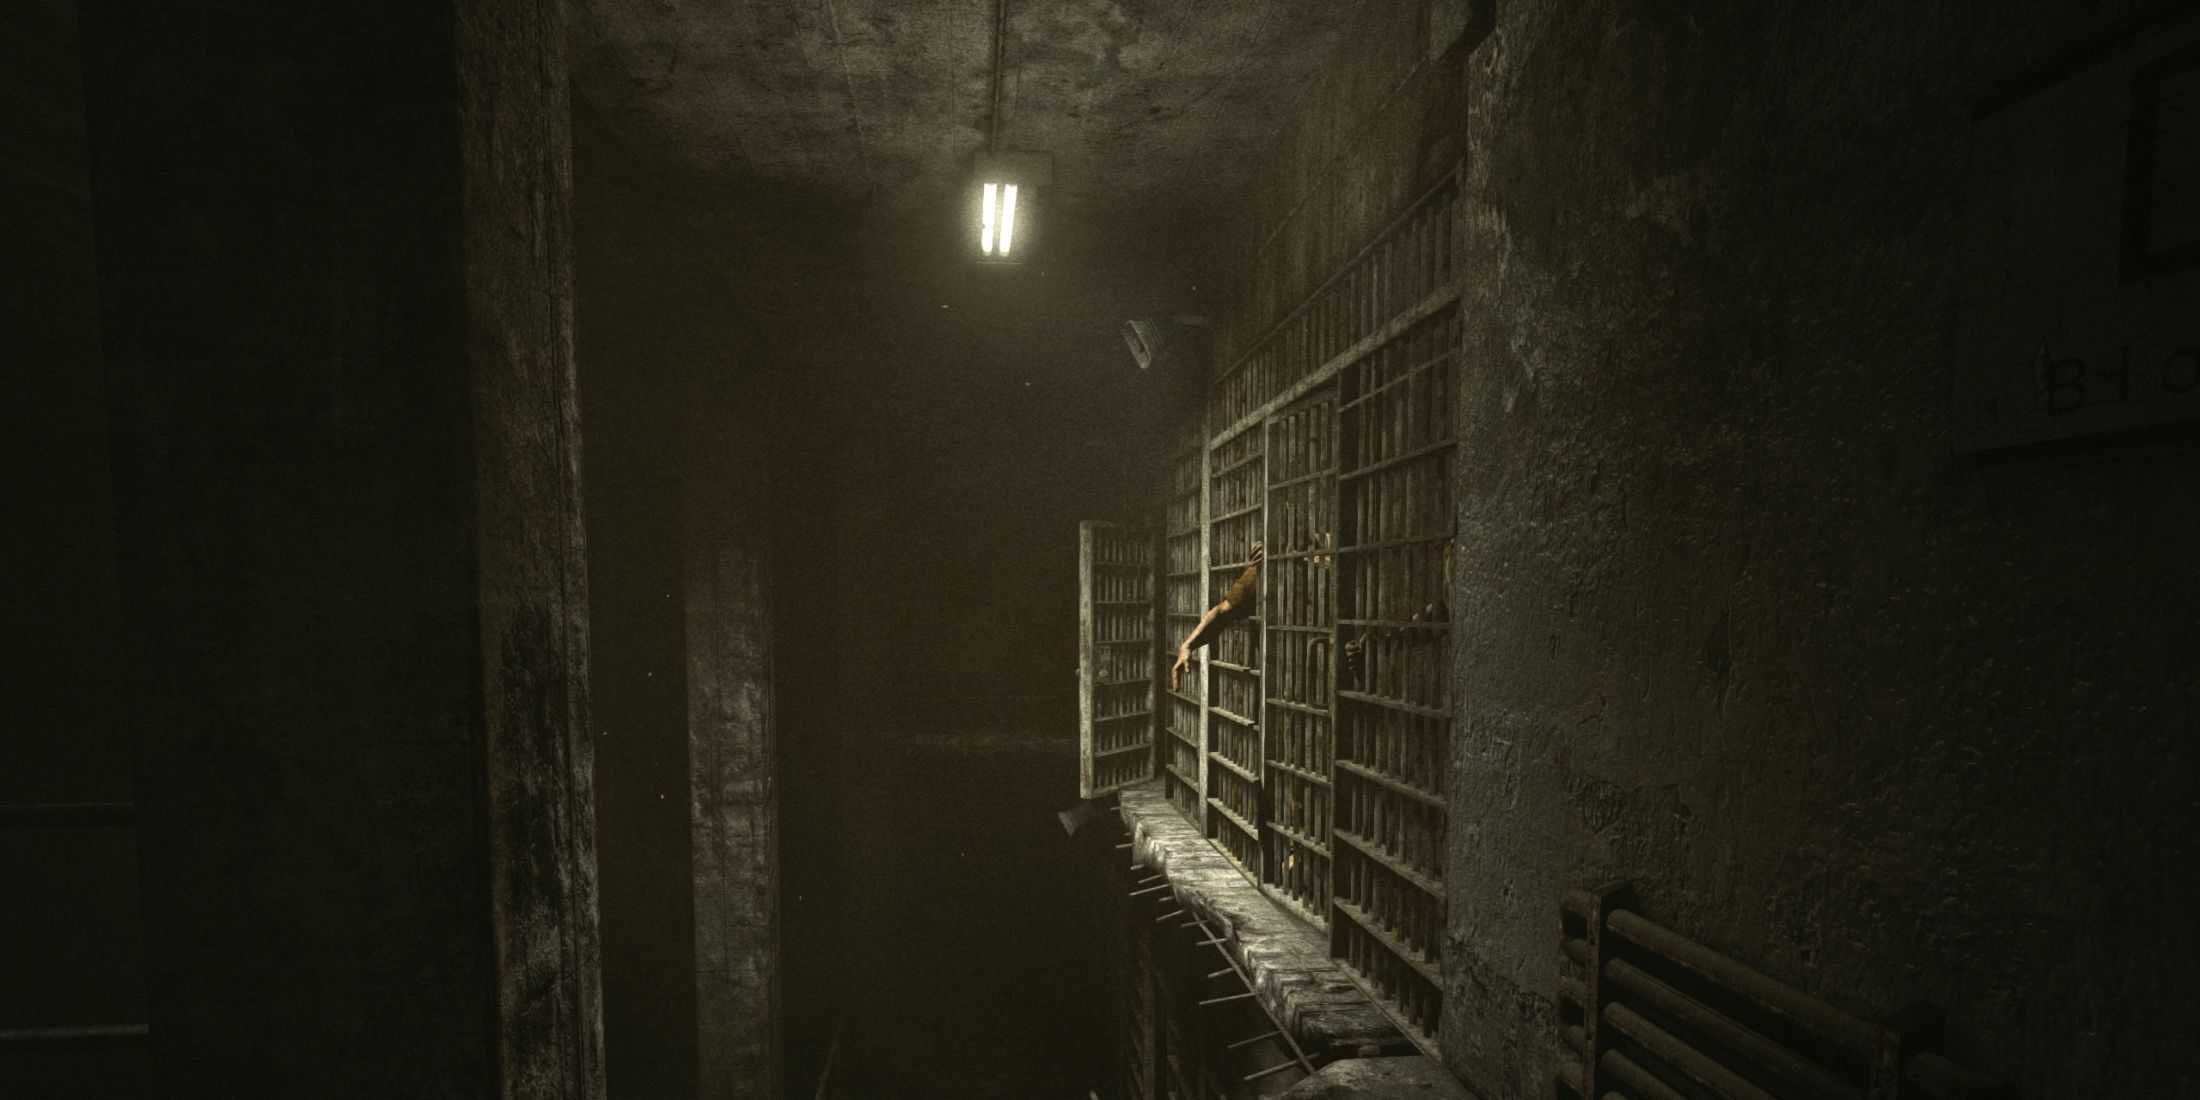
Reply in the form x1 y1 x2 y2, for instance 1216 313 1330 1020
981 182 998 254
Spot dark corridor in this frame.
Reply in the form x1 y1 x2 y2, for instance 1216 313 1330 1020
5 2 2198 1099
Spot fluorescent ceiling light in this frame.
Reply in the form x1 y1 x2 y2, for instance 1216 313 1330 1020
980 182 1020 257
981 182 998 255
972 151 1050 261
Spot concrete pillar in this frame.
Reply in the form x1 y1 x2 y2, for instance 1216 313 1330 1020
77 1 603 1096
683 403 780 1100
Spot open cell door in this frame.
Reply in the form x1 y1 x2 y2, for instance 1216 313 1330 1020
1079 520 1159 798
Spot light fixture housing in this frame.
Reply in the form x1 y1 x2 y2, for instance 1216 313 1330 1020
972 150 1053 263
1121 320 1156 370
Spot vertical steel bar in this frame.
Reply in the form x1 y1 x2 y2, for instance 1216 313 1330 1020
1198 415 1213 831
1080 522 1099 798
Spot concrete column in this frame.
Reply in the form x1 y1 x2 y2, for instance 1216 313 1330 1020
683 406 780 1100
78 1 603 1096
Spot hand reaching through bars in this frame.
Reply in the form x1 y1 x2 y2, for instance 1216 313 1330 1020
1171 542 1263 692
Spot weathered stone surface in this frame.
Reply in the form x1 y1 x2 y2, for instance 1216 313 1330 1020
1442 3 2200 1095
1278 1056 1480 1100
461 2 607 1095
1118 781 1400 1056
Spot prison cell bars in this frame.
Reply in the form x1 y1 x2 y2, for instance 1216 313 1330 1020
1556 884 2014 1100
1205 168 1464 445
1163 420 1207 819
1187 168 1464 1055
1081 522 1160 798
1259 390 1339 932
1329 291 1458 1053
1197 410 1214 843
1204 423 1266 878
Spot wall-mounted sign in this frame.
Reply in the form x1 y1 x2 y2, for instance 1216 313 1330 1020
1955 19 2200 455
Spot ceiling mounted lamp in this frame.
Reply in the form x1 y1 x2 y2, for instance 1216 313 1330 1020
982 181 1015 255
973 150 1053 262
972 0 1050 263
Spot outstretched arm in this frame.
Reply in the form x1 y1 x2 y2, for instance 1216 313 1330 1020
1169 544 1263 691
1171 601 1230 691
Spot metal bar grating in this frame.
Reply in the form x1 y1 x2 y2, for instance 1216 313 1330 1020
1204 423 1265 877
1324 179 1460 1054
1208 173 1460 437
1133 167 1463 1050
1163 419 1206 818
1081 521 1159 798
1260 389 1337 928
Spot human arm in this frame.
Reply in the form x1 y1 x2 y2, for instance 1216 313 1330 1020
1170 602 1227 691
1169 544 1263 690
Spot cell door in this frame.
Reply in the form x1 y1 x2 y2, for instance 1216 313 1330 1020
1159 424 1205 819
1257 387 1339 929
1329 287 1458 1050
1079 521 1159 799
1201 426 1264 877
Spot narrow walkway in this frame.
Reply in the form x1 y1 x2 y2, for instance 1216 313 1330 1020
1117 780 1400 1057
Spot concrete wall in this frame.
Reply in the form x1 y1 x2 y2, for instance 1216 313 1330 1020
75 1 602 1094
1211 2 2200 1096
1446 2 2198 1095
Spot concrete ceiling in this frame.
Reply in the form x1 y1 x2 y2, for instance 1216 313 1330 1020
570 1 1358 216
